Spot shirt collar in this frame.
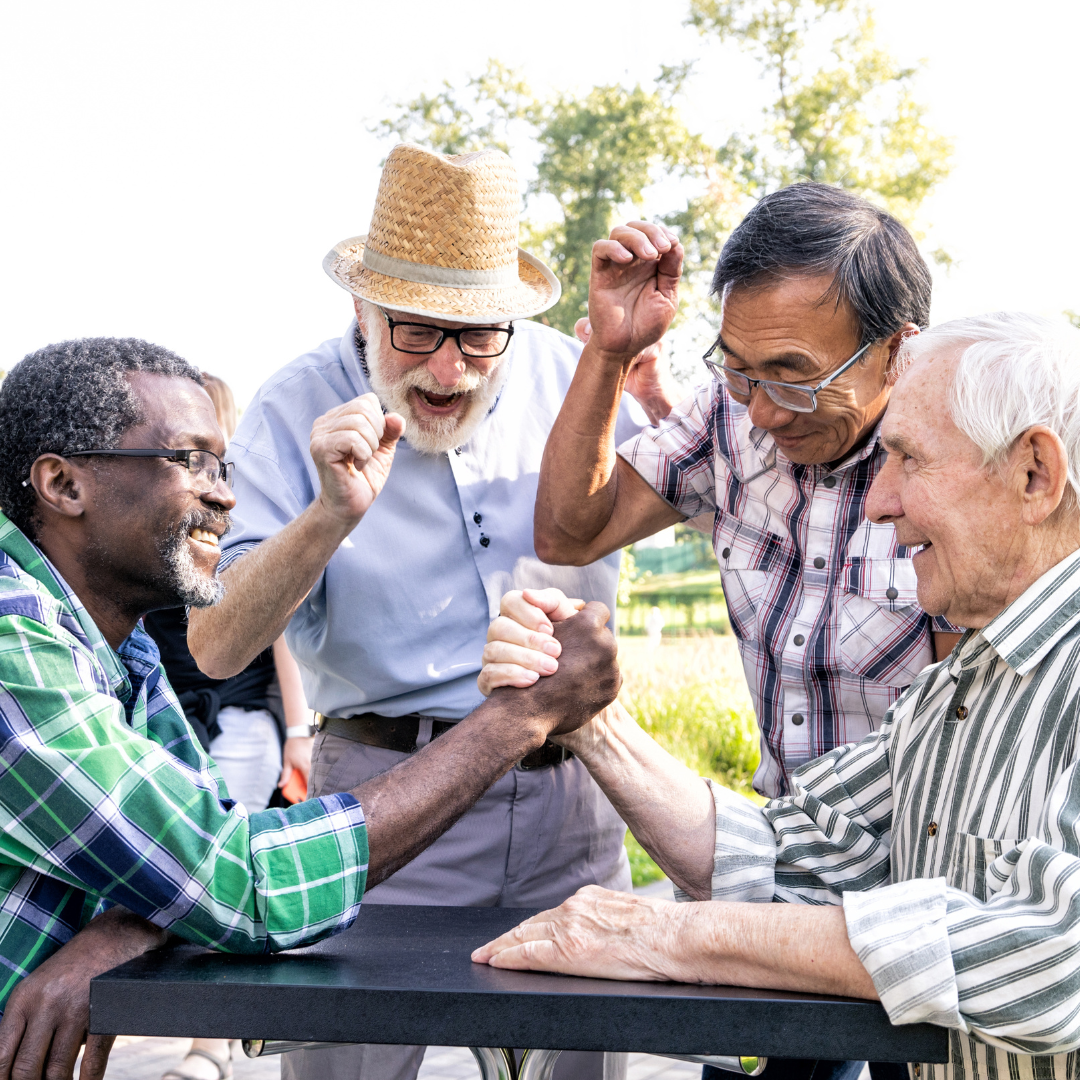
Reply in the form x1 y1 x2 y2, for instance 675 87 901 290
0 511 133 695
955 547 1080 677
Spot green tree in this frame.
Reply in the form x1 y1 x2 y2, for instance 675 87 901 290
1067 311 1080 330
687 0 953 226
374 0 951 335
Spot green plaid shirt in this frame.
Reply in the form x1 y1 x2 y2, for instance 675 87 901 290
0 513 368 1013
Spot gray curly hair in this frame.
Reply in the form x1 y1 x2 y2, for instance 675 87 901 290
0 338 203 539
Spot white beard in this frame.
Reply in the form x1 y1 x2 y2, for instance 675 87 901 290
361 303 510 455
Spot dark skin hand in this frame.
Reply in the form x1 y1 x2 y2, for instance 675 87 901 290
0 907 168 1080
359 601 621 886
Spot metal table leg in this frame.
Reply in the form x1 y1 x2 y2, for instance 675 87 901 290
654 1054 768 1075
470 1047 518 1080
243 1040 766 1079
517 1048 563 1080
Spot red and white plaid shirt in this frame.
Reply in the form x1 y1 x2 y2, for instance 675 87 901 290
619 381 955 798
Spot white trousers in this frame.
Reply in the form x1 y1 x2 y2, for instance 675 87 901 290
208 706 281 813
281 730 632 1080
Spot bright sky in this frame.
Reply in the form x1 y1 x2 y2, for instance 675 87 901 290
2 0 1078 408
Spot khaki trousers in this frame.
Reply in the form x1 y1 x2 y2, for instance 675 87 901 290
281 730 632 1080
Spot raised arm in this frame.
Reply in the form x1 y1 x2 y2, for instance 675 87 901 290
188 394 404 679
534 223 685 566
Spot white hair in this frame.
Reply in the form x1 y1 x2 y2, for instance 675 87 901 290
894 312 1080 508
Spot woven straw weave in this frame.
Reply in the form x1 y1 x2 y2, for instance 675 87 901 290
366 149 519 271
324 144 559 323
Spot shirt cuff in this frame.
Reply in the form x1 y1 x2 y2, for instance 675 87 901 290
675 779 777 904
844 877 965 1030
217 540 262 575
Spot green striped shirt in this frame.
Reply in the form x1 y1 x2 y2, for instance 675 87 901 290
699 546 1080 1080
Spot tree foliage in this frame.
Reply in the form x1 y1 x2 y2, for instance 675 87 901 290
374 0 951 336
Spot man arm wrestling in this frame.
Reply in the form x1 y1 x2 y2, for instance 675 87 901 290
474 315 1080 1071
0 339 621 1076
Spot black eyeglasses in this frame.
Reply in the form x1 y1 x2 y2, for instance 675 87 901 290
65 449 233 492
380 309 514 358
702 339 873 414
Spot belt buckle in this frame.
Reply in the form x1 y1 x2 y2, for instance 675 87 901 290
516 742 569 771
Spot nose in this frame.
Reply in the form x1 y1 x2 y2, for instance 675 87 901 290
866 457 902 524
747 384 798 430
204 476 236 512
426 338 468 389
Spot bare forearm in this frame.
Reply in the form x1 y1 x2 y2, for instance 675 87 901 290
566 706 716 898
357 694 550 887
535 344 632 564
189 500 354 678
669 902 877 999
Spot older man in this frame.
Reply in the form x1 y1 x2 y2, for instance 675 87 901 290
478 312 1080 1080
517 184 960 804
0 338 617 1080
186 143 675 1080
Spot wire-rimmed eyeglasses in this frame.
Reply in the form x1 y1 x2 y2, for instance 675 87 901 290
380 309 514 358
702 338 874 414
65 449 233 492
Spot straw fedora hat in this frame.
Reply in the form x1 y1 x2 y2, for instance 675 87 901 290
323 143 560 324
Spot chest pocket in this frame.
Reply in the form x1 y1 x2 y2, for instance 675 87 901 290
838 555 932 686
715 512 791 645
948 833 1018 901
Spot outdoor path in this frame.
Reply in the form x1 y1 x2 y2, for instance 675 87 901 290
92 879 704 1080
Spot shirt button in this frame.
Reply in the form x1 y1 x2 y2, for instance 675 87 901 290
791 713 805 726
885 586 898 600
813 556 825 569
927 822 938 837
822 476 836 488
473 512 483 524
793 634 805 646
479 535 490 548
956 705 968 720
722 547 731 558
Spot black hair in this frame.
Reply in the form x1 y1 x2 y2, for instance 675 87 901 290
0 338 202 539
712 182 932 346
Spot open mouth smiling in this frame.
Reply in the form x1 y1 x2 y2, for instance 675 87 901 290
188 527 221 549
413 387 467 411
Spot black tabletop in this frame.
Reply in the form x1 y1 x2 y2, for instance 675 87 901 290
90 905 948 1062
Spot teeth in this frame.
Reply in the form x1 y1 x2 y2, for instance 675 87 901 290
190 528 219 546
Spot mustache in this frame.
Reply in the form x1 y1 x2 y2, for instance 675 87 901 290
164 507 232 549
399 363 484 396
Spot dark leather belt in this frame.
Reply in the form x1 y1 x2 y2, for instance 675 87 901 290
315 712 573 771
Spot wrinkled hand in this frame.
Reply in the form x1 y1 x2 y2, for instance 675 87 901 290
0 907 168 1080
479 588 583 694
575 318 674 424
488 602 620 737
586 222 682 360
309 393 406 527
471 885 693 982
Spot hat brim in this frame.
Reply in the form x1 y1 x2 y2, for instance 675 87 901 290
323 236 561 324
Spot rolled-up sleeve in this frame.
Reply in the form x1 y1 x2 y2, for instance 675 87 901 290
617 384 720 520
0 619 368 954
846 762 1080 1054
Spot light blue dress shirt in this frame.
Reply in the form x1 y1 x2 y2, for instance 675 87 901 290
221 319 645 720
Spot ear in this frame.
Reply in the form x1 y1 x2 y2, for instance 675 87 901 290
883 322 920 380
28 454 91 521
1012 425 1070 526
353 297 367 333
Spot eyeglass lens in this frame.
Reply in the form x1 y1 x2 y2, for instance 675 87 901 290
707 361 817 413
187 450 231 490
391 324 510 357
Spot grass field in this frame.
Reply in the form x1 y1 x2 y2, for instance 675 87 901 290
615 634 761 886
